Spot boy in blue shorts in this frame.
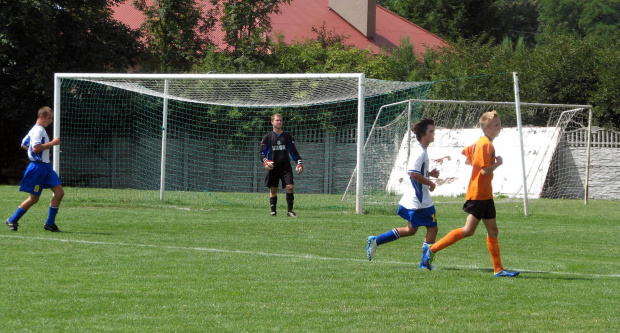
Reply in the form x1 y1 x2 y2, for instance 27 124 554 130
6 106 64 232
366 118 439 267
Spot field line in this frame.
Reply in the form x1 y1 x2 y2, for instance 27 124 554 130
3 234 619 278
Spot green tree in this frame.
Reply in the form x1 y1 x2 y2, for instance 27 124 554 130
0 0 143 182
539 0 620 41
380 0 500 42
133 0 218 72
209 0 291 71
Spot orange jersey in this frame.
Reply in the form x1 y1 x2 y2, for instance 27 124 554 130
462 135 495 200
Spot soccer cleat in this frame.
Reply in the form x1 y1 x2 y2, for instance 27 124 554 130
44 224 61 232
418 262 434 270
270 211 277 216
287 211 297 217
366 236 377 261
494 269 520 277
6 219 18 231
420 243 435 270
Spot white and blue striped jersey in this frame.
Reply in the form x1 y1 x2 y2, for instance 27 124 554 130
22 124 51 163
398 143 433 210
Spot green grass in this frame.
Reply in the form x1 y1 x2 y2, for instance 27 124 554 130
1 185 618 332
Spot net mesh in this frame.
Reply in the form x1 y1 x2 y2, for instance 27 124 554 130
58 76 433 211
349 100 591 211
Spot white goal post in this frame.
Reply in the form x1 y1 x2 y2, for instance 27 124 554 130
53 73 433 214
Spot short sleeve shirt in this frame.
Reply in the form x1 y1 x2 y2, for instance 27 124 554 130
463 135 495 200
22 124 50 163
398 144 433 210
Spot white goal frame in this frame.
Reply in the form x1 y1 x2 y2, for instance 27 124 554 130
53 73 368 213
359 73 593 216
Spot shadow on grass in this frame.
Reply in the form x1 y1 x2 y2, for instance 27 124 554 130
59 231 115 236
438 267 593 280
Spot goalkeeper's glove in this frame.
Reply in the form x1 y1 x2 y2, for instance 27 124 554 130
296 163 304 175
264 160 274 170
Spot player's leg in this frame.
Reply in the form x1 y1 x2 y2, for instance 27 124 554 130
368 223 418 259
428 200 483 254
6 194 40 231
420 225 438 269
367 206 418 261
44 184 64 232
269 186 278 216
281 167 297 217
412 206 437 270
285 184 296 217
265 169 279 216
41 166 63 232
7 163 44 231
483 218 519 277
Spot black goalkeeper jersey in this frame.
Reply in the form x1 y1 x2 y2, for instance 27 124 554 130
259 131 302 165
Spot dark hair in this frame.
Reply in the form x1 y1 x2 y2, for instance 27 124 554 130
412 118 434 141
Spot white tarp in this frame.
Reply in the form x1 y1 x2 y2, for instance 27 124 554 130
386 127 561 198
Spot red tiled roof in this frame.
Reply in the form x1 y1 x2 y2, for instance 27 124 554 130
112 0 447 55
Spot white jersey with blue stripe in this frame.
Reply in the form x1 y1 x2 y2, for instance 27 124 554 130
22 124 50 163
398 143 433 210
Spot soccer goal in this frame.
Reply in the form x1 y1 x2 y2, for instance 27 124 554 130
53 73 434 213
347 90 593 216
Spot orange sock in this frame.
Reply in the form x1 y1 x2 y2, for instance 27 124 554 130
487 236 504 273
430 228 464 253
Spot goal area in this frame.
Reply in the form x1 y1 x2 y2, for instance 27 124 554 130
346 97 593 215
53 73 433 213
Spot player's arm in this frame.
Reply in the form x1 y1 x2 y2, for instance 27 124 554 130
410 172 436 192
481 156 502 175
32 137 61 153
480 144 502 176
259 135 274 169
287 135 304 174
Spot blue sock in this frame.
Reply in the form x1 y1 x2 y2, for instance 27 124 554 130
45 206 60 225
376 228 400 246
9 207 28 223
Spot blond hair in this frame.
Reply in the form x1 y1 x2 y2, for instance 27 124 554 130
479 110 499 129
271 113 282 122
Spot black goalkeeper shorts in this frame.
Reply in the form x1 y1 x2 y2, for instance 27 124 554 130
265 163 294 189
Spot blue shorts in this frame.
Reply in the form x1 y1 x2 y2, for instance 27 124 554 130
19 162 62 196
397 205 437 228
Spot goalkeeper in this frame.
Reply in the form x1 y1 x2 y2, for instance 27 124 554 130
366 118 440 266
259 113 304 217
421 111 519 277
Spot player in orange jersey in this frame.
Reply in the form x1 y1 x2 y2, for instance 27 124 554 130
421 111 519 277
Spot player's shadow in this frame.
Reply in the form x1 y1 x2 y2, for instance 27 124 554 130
59 231 115 236
439 267 593 281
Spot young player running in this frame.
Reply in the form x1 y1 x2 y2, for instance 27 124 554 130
259 113 304 217
421 111 519 277
366 118 440 267
6 106 64 232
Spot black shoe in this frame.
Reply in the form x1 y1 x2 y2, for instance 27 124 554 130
44 224 61 232
270 211 277 216
6 219 18 231
287 211 297 217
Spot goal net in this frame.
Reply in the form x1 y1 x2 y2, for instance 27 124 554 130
345 99 592 213
53 73 433 212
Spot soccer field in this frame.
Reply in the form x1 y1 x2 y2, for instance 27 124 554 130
1 186 618 332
